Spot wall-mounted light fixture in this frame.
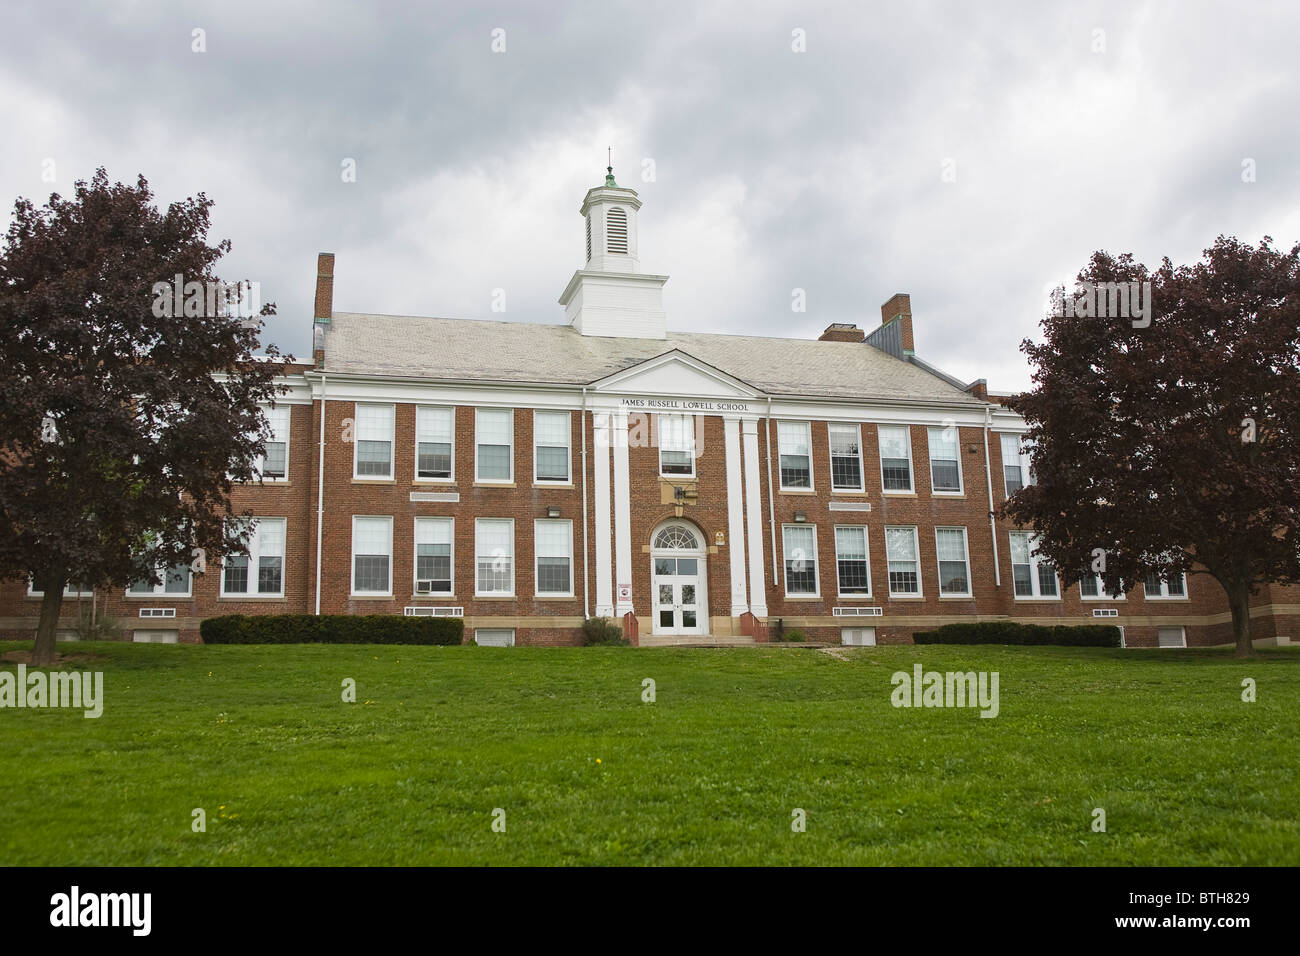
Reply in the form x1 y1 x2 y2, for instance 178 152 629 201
546 506 561 518
793 511 807 523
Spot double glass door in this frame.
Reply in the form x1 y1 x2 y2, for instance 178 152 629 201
653 556 703 634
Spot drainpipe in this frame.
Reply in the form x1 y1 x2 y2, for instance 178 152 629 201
314 374 327 615
580 387 590 620
984 405 1000 587
765 396 777 578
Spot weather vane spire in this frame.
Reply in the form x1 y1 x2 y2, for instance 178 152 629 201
605 147 617 187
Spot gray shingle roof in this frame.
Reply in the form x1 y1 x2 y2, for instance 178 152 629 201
321 312 986 406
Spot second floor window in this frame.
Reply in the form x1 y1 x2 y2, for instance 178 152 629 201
476 408 513 482
534 410 571 483
878 426 913 492
927 426 962 493
658 414 695 477
778 421 812 489
259 405 290 479
354 403 394 478
416 406 453 480
829 424 863 491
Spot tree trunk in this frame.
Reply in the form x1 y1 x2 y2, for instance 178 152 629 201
1228 585 1255 659
33 574 66 667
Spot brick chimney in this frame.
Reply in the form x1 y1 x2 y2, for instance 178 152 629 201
818 322 865 343
313 253 334 368
880 293 914 353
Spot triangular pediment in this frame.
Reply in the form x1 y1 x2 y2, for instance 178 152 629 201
589 350 761 400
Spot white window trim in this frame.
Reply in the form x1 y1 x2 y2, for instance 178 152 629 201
781 523 820 598
413 516 454 598
126 564 194 598
256 404 291 482
1078 572 1126 601
927 426 964 495
350 515 393 597
884 525 923 598
474 627 516 647
533 410 572 484
414 405 455 484
27 579 94 598
1000 432 1034 499
533 518 575 597
833 524 872 598
878 424 914 495
828 423 865 493
475 517 516 597
1157 625 1188 648
1144 572 1190 601
934 526 973 598
777 420 815 492
657 413 696 479
1009 531 1060 600
352 402 395 481
220 517 287 598
475 407 514 484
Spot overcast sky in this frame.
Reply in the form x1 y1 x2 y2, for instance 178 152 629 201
2 0 1297 392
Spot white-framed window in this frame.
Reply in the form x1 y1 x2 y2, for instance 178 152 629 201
885 526 921 596
1000 433 1035 497
475 408 513 482
777 420 813 489
353 403 394 478
127 561 192 597
350 516 392 596
935 526 971 596
658 413 695 477
927 426 963 494
475 518 514 596
1157 626 1187 648
414 517 453 595
28 577 94 598
258 404 290 480
878 425 913 492
534 410 571 483
1145 570 1188 600
415 405 454 481
833 525 871 596
782 524 819 596
534 519 574 596
829 423 864 491
1078 571 1125 600
1009 531 1058 598
475 628 516 647
221 517 286 597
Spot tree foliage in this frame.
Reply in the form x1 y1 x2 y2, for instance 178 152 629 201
0 169 289 664
1004 236 1300 656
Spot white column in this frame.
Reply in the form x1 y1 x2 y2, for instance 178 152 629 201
613 409 633 616
742 418 768 618
593 411 614 617
724 417 749 616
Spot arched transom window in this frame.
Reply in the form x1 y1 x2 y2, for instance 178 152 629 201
653 525 700 551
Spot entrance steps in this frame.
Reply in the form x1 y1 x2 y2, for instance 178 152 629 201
638 634 757 648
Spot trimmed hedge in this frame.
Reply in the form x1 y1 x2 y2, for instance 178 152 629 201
912 622 1121 647
200 614 464 646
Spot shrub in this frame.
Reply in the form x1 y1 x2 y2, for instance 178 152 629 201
912 622 1120 647
200 614 463 645
580 616 628 646
781 629 806 643
73 608 121 642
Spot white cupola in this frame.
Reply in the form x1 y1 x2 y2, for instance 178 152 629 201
559 164 668 339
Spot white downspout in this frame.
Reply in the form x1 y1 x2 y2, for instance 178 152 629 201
984 405 1000 587
765 396 777 578
314 374 327 615
580 387 590 620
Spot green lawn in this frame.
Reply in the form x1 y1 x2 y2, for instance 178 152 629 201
1 640 1297 866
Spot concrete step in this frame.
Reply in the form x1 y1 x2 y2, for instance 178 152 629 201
638 634 757 647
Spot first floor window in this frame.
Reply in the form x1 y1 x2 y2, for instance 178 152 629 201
658 414 695 477
476 408 513 481
878 425 913 492
829 423 863 491
927 426 962 493
351 516 392 595
222 517 286 597
1079 571 1124 599
534 410 571 482
28 576 93 597
885 526 920 595
1145 570 1187 598
1009 531 1057 598
476 518 514 595
128 561 192 596
783 525 819 595
834 526 870 595
935 527 971 596
354 403 394 477
414 517 452 593
778 421 812 488
534 519 573 595
416 405 454 480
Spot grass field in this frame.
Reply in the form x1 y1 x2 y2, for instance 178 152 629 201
1 640 1297 866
